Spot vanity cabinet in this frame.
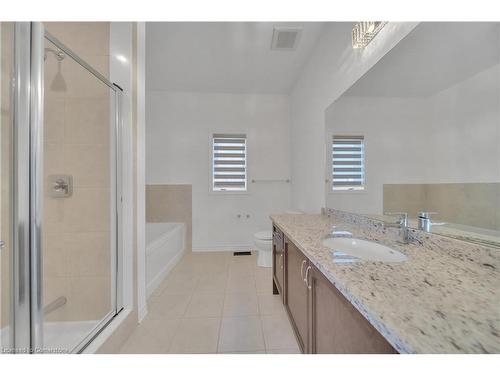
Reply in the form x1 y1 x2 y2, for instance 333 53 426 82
308 264 396 353
284 239 309 353
272 225 285 299
273 228 396 354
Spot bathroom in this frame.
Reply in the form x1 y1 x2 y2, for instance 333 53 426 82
1 1 500 373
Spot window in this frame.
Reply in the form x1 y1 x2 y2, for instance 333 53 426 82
212 133 247 192
331 135 365 191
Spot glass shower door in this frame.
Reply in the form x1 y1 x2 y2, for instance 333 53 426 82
41 29 119 353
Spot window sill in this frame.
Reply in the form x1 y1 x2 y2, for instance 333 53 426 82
209 190 251 196
328 189 367 195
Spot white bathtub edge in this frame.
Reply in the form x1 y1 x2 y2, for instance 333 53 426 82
146 245 186 299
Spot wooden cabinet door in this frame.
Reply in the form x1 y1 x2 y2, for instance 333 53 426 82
272 227 284 298
285 240 309 353
309 264 396 354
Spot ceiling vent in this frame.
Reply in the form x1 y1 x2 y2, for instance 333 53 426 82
271 27 302 51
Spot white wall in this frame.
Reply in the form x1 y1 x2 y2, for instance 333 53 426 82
289 22 419 213
146 91 291 251
325 63 500 214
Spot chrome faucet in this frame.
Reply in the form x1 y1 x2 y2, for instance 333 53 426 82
417 212 446 233
383 212 410 244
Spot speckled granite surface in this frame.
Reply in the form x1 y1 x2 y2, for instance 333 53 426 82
270 210 500 354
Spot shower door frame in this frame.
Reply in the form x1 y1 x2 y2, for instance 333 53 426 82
11 22 124 353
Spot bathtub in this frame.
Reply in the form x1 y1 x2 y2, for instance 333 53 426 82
146 222 186 298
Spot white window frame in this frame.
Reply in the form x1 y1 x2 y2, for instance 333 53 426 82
210 133 248 194
329 134 366 193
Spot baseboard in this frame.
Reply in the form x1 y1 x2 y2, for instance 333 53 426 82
146 247 186 299
191 244 254 252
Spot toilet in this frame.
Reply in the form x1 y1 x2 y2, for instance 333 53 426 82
254 231 273 267
254 210 302 268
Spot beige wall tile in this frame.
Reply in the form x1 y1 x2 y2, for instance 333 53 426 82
44 234 70 278
43 142 66 179
45 23 110 58
146 184 192 251
65 232 111 277
63 143 110 188
64 98 110 144
384 183 500 230
68 276 111 321
42 22 113 325
44 53 110 100
59 188 111 233
44 97 65 143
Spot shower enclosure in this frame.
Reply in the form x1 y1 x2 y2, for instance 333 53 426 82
0 22 123 353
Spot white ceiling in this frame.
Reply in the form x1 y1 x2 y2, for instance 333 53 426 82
345 22 500 98
146 22 326 94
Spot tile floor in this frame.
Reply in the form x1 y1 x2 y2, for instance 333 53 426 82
118 251 301 354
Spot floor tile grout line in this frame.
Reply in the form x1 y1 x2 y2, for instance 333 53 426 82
216 275 229 353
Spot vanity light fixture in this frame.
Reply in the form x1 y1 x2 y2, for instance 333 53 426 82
352 21 387 49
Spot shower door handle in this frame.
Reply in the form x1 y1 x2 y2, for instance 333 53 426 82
0 240 5 250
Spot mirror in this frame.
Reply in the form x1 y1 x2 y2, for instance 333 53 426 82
325 22 500 248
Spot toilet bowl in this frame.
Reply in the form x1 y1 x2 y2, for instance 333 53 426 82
254 210 302 268
254 231 273 268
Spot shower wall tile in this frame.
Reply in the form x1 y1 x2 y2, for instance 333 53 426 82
43 189 111 234
64 97 110 144
63 143 110 188
43 142 66 177
44 54 110 100
44 22 110 58
43 22 112 323
43 97 65 143
61 55 110 99
146 184 193 251
43 276 72 322
384 183 500 230
44 234 70 277
65 232 111 277
60 188 111 233
68 276 112 321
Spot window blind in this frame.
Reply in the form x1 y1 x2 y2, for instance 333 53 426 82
212 134 247 192
332 135 365 191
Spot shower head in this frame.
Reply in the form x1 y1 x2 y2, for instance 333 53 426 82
50 69 67 92
45 47 67 92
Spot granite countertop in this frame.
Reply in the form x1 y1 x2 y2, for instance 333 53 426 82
270 211 500 354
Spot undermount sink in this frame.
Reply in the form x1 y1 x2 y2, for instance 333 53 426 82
322 237 408 263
